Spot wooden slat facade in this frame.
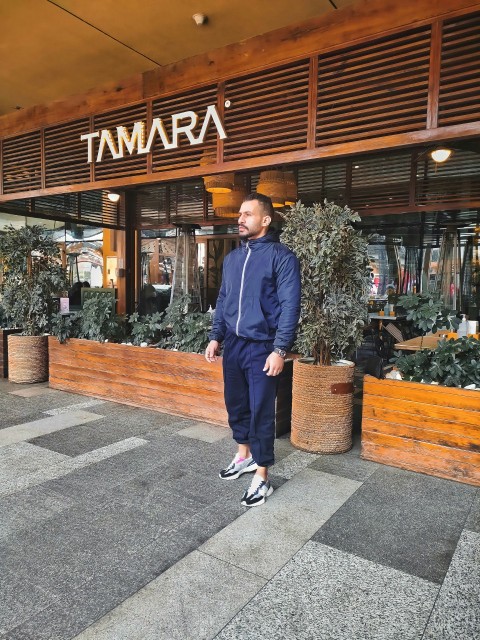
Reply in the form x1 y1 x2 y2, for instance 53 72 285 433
1 2 480 202
361 376 480 486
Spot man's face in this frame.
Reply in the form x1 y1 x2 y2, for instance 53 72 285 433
238 200 271 240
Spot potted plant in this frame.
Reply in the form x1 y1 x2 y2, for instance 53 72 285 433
281 200 371 453
0 224 67 383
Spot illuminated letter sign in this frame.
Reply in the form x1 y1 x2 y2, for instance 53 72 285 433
81 105 227 163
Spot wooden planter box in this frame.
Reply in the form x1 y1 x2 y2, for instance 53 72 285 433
0 329 21 378
48 337 292 435
361 375 480 487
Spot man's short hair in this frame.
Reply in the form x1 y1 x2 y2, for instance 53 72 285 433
243 192 274 220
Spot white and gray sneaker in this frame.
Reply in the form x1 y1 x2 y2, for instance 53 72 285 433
241 474 274 507
219 455 258 480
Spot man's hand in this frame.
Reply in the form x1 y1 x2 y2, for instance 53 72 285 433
263 352 285 376
205 340 220 362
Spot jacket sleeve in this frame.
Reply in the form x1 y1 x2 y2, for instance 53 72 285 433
208 261 227 343
273 250 301 351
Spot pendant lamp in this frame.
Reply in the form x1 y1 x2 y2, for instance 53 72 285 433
256 170 286 208
284 171 298 206
200 151 234 193
212 176 247 218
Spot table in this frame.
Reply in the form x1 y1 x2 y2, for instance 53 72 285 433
394 335 443 351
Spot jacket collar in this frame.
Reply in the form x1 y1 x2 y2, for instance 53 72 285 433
241 228 279 249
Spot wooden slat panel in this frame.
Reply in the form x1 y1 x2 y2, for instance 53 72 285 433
362 438 480 486
438 12 480 126
316 26 431 146
93 103 148 181
151 85 219 173
44 119 90 187
361 376 480 486
2 131 41 193
49 338 228 425
223 60 310 161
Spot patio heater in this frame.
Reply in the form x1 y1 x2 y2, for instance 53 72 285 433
170 224 202 310
434 226 462 310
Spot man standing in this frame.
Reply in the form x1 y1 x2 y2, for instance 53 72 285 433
205 192 301 506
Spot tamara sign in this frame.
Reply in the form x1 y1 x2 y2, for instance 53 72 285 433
80 105 227 163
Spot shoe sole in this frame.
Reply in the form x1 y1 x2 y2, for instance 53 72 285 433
241 485 273 507
219 463 258 480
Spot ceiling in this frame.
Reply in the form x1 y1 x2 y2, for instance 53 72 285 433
0 0 354 117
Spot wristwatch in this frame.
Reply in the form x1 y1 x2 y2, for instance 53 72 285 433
273 347 287 358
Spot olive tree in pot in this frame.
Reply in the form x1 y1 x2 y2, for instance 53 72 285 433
0 225 67 383
281 200 371 453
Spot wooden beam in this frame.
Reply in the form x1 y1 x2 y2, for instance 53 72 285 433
427 20 443 129
1 120 478 203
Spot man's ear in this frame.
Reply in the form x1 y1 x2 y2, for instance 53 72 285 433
263 215 272 227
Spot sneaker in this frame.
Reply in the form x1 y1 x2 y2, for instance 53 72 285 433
241 474 274 507
219 455 257 480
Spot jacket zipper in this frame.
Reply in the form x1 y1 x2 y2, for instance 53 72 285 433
236 242 251 336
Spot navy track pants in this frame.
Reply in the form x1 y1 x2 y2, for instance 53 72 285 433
222 332 278 468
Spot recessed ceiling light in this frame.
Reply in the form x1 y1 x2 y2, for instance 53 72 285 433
107 192 120 203
354 165 360 169
430 148 452 163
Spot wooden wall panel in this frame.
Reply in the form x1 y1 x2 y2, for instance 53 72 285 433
223 60 310 161
151 85 219 172
316 27 431 146
44 119 91 187
438 12 480 126
2 131 41 193
93 103 148 181
361 375 480 486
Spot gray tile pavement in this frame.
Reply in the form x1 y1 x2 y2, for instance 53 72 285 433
0 378 478 640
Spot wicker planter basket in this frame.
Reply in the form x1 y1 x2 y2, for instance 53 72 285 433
291 358 354 454
8 334 49 383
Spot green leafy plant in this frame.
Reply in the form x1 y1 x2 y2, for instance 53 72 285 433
0 225 67 335
394 336 480 388
398 291 459 335
128 311 163 346
281 200 371 365
154 294 212 353
52 293 125 343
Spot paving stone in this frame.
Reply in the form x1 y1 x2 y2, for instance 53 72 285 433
1 438 148 497
0 484 73 539
2 564 149 640
72 550 267 640
312 465 477 583
0 411 103 447
0 442 70 484
216 541 439 640
308 451 379 482
465 490 480 534
43 399 106 415
9 387 56 398
200 469 360 578
177 421 229 443
423 529 480 639
270 449 319 479
0 570 52 636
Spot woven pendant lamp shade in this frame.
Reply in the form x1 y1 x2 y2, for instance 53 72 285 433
257 170 286 208
200 151 234 193
212 176 247 218
284 171 298 206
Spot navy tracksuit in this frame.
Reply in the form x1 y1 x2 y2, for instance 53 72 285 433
209 231 301 467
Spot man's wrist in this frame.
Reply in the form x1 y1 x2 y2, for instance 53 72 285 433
273 347 287 359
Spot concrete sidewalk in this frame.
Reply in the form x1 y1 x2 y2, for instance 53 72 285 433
0 378 478 639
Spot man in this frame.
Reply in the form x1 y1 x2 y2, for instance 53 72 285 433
205 192 301 506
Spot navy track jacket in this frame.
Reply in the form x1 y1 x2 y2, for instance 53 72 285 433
209 230 301 351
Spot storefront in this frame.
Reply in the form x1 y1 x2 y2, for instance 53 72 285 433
1 0 479 316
